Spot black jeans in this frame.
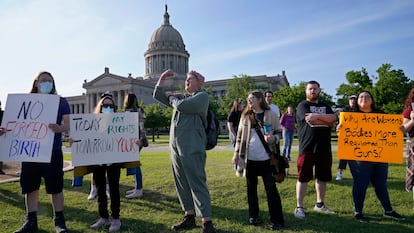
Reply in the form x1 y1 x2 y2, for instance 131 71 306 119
246 159 284 225
92 164 121 219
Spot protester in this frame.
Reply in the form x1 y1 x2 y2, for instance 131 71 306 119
124 93 148 199
280 106 296 161
294 80 337 220
10 71 70 233
338 90 405 222
232 90 284 230
264 91 280 117
227 98 244 146
336 95 356 180
153 69 216 233
88 92 123 232
402 87 414 197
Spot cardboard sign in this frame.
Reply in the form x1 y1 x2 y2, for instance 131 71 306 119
0 94 59 162
70 112 140 166
337 112 404 164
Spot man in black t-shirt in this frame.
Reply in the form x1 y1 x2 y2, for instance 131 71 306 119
294 81 337 220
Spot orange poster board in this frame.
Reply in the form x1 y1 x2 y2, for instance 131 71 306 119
337 112 404 164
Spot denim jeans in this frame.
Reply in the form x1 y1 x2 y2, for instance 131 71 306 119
282 130 294 160
348 160 392 213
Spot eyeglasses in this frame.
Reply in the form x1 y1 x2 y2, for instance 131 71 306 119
102 104 114 108
265 95 273 98
358 95 371 99
247 96 256 101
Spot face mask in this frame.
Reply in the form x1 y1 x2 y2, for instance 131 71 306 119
39 81 53 94
102 107 114 113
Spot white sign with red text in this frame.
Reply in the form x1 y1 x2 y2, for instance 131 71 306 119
0 94 59 163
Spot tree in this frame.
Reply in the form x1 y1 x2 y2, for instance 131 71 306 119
371 64 413 113
336 64 413 113
143 103 171 142
336 68 373 107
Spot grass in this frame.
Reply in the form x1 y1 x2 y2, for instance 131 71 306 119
1 136 413 233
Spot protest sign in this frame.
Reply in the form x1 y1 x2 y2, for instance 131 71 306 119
0 94 59 162
70 112 140 166
337 112 404 164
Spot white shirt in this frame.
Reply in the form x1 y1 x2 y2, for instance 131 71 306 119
269 104 280 117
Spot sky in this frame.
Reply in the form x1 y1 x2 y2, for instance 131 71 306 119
1 0 414 106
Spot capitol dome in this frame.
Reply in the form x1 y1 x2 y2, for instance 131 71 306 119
144 5 189 82
148 13 184 50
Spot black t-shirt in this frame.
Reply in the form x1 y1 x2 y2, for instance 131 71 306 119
227 110 243 129
296 100 334 154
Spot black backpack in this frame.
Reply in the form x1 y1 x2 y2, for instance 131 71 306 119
205 108 219 150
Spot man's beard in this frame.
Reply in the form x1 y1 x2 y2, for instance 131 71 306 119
307 93 319 102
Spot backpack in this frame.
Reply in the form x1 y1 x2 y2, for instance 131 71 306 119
205 108 219 150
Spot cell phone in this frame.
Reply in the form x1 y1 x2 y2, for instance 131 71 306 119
411 102 414 110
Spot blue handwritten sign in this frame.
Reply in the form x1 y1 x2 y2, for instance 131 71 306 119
70 112 140 166
0 94 59 162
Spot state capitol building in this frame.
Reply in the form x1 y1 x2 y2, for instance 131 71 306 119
66 5 289 114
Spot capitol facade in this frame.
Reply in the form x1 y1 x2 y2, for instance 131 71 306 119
66 5 289 114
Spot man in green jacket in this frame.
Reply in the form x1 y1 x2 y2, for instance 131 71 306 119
153 69 216 233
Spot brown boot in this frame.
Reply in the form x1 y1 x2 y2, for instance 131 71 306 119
202 221 216 233
171 215 196 231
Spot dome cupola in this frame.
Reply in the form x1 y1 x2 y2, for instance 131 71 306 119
144 4 189 84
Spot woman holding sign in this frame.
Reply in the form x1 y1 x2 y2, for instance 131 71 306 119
88 92 123 232
12 71 70 233
341 90 405 223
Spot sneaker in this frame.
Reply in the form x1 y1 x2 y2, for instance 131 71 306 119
90 217 110 229
384 211 405 221
14 218 38 233
87 189 97 200
313 204 335 214
109 219 121 232
126 188 135 195
248 217 261 226
294 207 306 219
354 213 369 223
202 221 216 233
336 172 343 180
171 215 196 231
125 189 143 199
54 216 68 233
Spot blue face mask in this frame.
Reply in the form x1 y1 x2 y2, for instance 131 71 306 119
102 107 114 113
39 81 53 94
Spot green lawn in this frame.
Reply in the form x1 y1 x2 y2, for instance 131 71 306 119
2 136 413 233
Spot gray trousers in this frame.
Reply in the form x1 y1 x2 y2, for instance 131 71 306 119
170 129 212 218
